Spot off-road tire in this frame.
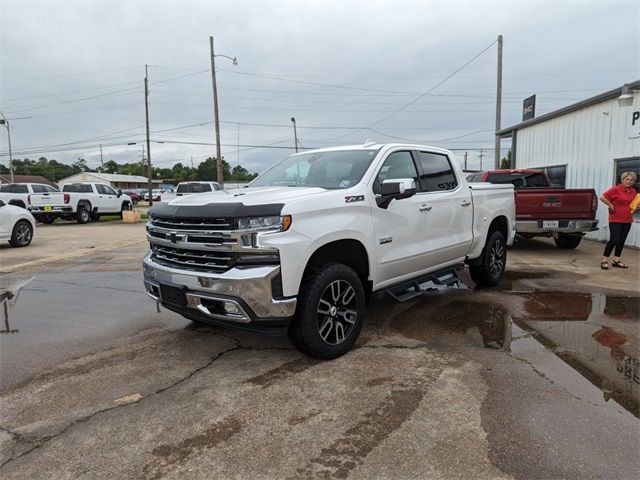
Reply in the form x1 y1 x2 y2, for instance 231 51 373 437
9 220 33 247
288 262 366 359
77 207 90 224
90 211 101 221
470 230 507 287
119 201 133 219
554 235 581 249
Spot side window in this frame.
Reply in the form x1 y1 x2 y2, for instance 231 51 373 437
374 151 419 194
416 151 458 192
44 185 58 193
96 184 107 195
31 185 45 193
103 185 117 195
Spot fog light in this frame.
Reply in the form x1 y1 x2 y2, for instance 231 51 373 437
224 302 240 315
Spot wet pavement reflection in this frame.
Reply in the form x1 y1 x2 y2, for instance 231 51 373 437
389 290 640 417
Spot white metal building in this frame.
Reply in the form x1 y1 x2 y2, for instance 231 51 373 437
498 80 640 247
58 172 161 190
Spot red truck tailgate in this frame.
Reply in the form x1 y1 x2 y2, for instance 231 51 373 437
515 189 597 220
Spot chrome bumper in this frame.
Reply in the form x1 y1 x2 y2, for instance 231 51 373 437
29 206 73 214
142 252 296 324
516 219 599 235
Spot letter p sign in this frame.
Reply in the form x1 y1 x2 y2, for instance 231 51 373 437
633 111 640 125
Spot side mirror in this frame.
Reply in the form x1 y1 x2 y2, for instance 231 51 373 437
376 178 417 209
0 200 5 207
117 189 123 197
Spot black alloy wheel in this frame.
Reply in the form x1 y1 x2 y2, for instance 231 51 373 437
470 230 507 287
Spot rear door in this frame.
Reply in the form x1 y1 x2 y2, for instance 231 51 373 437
97 184 120 212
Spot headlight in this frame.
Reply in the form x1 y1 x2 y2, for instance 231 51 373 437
238 215 291 231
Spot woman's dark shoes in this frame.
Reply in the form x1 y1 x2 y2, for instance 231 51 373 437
612 260 629 269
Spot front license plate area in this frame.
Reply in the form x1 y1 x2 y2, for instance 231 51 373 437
543 220 559 228
160 284 187 307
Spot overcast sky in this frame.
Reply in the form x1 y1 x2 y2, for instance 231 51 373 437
1 0 638 176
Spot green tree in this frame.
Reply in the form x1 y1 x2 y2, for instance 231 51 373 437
500 150 512 169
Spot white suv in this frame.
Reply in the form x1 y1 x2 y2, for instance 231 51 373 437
0 200 35 247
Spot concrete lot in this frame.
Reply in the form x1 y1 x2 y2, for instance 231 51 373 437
0 220 638 479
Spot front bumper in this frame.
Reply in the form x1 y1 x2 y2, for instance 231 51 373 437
516 219 599 235
142 252 296 334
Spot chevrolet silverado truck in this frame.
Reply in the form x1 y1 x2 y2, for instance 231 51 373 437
0 182 59 209
29 182 133 224
467 169 598 249
143 143 515 358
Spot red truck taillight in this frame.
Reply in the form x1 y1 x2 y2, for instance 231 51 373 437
64 193 70 204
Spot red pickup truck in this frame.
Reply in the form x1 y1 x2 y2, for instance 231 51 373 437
467 169 598 249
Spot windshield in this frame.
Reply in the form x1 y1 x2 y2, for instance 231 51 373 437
177 183 212 193
249 149 380 189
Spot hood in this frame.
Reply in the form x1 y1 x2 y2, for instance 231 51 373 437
167 186 327 206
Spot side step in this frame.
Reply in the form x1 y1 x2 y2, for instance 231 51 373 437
384 263 468 302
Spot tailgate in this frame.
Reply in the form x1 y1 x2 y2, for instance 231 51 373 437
515 189 596 220
30 192 66 207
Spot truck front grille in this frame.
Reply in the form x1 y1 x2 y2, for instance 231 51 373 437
150 216 234 230
151 244 235 272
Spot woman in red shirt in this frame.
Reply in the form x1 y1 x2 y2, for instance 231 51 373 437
599 171 638 269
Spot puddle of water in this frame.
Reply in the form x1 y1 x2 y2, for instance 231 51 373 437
391 293 640 417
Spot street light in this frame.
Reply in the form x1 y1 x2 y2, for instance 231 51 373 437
210 36 238 187
290 117 299 153
0 110 14 183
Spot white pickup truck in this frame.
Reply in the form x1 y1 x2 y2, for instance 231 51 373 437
29 182 133 224
0 183 59 209
160 181 223 203
143 143 515 358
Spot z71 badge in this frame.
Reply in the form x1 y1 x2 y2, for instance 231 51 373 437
379 237 393 245
345 195 365 203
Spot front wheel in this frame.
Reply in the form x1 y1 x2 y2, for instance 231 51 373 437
554 235 581 249
9 220 33 247
288 263 366 359
470 230 507 287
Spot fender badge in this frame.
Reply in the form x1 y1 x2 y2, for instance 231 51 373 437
379 237 393 245
345 195 365 203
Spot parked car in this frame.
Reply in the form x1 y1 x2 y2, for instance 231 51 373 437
160 181 223 202
467 169 598 249
0 200 35 247
0 183 59 209
143 189 163 202
29 182 133 224
123 191 141 205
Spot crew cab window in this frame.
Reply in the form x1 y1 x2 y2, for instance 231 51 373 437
63 184 93 193
0 184 28 193
103 185 117 195
375 151 419 193
416 151 458 192
177 183 212 194
31 185 46 193
44 185 58 192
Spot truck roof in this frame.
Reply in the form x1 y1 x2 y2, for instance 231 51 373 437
294 142 454 156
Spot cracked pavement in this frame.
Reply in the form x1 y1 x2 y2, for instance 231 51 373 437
0 222 639 479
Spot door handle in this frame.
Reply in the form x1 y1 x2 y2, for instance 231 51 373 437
461 200 471 207
419 204 432 211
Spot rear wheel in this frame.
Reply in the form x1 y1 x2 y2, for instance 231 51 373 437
77 207 90 224
288 262 365 359
554 235 582 249
9 220 33 247
470 230 507 287
119 201 133 218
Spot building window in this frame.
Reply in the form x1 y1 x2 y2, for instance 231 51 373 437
614 157 640 222
532 164 567 187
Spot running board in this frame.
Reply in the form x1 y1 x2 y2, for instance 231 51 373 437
384 263 468 302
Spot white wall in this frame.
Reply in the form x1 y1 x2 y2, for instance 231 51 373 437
514 96 640 247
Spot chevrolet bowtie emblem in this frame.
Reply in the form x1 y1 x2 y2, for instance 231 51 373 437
169 231 183 244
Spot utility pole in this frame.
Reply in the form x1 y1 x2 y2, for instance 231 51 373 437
237 123 240 186
144 64 153 206
0 111 14 183
291 117 299 153
210 36 223 186
480 148 484 171
99 144 104 170
464 151 468 170
494 34 503 169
